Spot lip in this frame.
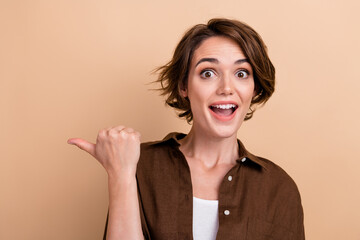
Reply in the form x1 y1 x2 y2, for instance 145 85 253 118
208 101 238 122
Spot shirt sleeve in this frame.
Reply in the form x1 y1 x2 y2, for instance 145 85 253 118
290 188 305 240
280 181 305 240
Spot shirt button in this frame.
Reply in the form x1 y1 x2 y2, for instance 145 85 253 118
228 175 233 181
241 157 246 162
224 210 230 215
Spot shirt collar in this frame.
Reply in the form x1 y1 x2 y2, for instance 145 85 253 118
148 132 268 170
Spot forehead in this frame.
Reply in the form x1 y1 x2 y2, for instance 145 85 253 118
192 36 245 64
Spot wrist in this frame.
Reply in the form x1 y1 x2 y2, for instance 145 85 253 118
107 168 136 181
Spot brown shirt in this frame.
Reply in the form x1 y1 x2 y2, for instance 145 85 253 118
103 132 305 240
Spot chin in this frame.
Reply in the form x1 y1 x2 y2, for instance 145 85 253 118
207 124 241 139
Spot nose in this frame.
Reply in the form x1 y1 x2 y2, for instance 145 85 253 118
216 74 234 95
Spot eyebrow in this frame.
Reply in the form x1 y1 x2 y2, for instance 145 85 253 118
195 58 249 67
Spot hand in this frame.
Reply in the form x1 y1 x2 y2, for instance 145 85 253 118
67 126 141 176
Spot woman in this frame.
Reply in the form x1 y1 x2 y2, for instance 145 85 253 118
68 18 304 240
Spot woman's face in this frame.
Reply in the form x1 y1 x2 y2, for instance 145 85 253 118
182 36 255 139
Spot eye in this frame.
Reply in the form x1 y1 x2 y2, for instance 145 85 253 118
236 70 249 79
200 70 215 79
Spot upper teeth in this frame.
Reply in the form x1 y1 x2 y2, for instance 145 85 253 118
212 104 236 109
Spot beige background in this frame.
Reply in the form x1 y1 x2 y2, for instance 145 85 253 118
1 0 359 239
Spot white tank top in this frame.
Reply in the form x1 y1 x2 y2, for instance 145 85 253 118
192 197 219 240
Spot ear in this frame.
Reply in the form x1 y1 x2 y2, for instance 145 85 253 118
252 89 257 98
180 85 188 98
252 88 262 99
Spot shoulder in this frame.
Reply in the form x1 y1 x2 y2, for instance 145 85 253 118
250 156 305 237
139 132 184 156
259 156 296 181
238 137 299 194
137 132 184 171
238 139 297 188
139 138 174 158
249 154 302 199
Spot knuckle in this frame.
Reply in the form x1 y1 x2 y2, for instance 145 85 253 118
98 129 106 138
125 127 134 133
130 132 141 140
109 129 119 138
119 130 128 138
131 130 141 139
108 128 117 134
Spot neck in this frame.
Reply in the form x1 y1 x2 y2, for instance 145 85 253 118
178 127 239 168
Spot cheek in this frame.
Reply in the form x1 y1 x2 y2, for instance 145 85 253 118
188 90 206 109
237 84 255 103
187 84 213 115
187 79 209 102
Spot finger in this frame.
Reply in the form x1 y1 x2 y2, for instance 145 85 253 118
112 125 125 131
105 126 125 137
134 131 141 138
123 127 135 133
67 138 96 157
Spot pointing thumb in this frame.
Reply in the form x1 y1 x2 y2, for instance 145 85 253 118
67 138 95 157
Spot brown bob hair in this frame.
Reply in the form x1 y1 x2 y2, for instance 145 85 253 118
156 18 275 123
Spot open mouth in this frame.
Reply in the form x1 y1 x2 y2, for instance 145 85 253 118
209 104 238 117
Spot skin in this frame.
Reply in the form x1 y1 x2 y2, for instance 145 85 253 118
67 36 255 238
179 36 255 200
68 127 144 240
